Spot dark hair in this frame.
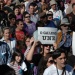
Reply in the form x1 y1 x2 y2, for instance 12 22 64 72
23 11 29 18
29 2 35 8
13 5 20 11
52 48 66 60
0 64 16 75
38 53 52 75
16 19 23 25
20 4 25 9
8 13 16 19
72 3 75 8
11 50 24 65
36 21 44 29
25 35 32 41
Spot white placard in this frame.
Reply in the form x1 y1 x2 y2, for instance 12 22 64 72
38 27 57 44
72 32 75 55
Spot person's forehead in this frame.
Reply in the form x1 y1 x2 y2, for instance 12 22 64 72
29 6 34 8
19 21 23 23
58 53 66 59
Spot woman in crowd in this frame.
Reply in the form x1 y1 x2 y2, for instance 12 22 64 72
25 37 57 75
37 53 53 75
14 5 22 20
20 4 25 15
8 50 27 75
56 18 72 54
0 27 16 54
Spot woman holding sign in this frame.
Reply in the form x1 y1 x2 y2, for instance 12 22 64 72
25 36 57 75
56 18 72 55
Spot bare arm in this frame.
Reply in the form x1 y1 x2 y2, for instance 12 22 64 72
25 37 38 61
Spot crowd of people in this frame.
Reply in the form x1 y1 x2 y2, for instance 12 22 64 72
0 0 75 75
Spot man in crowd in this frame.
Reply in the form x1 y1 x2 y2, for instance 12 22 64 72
43 48 73 75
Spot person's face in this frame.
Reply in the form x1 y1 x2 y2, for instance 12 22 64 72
55 53 66 69
15 55 21 63
47 57 53 67
51 4 56 10
25 38 30 47
24 14 30 22
14 8 19 15
10 18 16 25
61 25 69 33
43 45 50 54
7 0 12 5
17 21 24 30
4 29 10 39
41 0 45 2
29 6 34 14
40 17 47 23
73 5 75 12
47 16 53 21
21 6 25 14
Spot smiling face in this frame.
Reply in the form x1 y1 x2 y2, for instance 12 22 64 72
17 21 24 30
15 55 21 63
3 29 10 40
55 53 66 70
24 14 30 22
47 57 53 67
14 8 19 15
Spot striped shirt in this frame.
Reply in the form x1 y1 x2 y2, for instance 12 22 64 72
8 62 27 75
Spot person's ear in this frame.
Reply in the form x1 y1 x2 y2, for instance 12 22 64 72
54 59 57 63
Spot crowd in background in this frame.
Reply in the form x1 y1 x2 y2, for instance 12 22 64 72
0 0 75 75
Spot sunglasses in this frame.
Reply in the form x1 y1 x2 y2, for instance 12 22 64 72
48 60 54 63
61 24 68 27
63 25 68 27
25 16 30 18
43 44 52 47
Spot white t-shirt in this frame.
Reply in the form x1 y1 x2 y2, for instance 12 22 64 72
49 9 63 20
43 64 73 75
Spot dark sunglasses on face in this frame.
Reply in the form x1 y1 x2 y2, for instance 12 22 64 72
48 60 54 63
61 24 68 27
43 44 52 47
25 16 30 18
63 25 68 27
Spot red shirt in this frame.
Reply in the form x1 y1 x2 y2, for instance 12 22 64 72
15 30 25 41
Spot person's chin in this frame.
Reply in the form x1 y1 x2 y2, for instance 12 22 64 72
61 64 66 68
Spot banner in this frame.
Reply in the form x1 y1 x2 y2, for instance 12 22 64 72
72 32 75 55
38 27 57 44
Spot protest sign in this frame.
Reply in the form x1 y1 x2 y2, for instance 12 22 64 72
72 32 75 55
38 27 57 44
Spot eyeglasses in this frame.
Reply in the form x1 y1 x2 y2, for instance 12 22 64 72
25 16 30 18
48 60 54 63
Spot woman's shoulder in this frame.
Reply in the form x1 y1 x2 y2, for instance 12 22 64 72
10 38 16 41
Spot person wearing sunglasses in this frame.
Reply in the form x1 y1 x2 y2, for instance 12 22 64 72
38 53 53 75
56 18 72 55
23 11 36 36
25 37 56 75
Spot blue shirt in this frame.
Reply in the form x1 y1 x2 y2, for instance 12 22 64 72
0 41 11 65
58 33 72 48
44 20 57 28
